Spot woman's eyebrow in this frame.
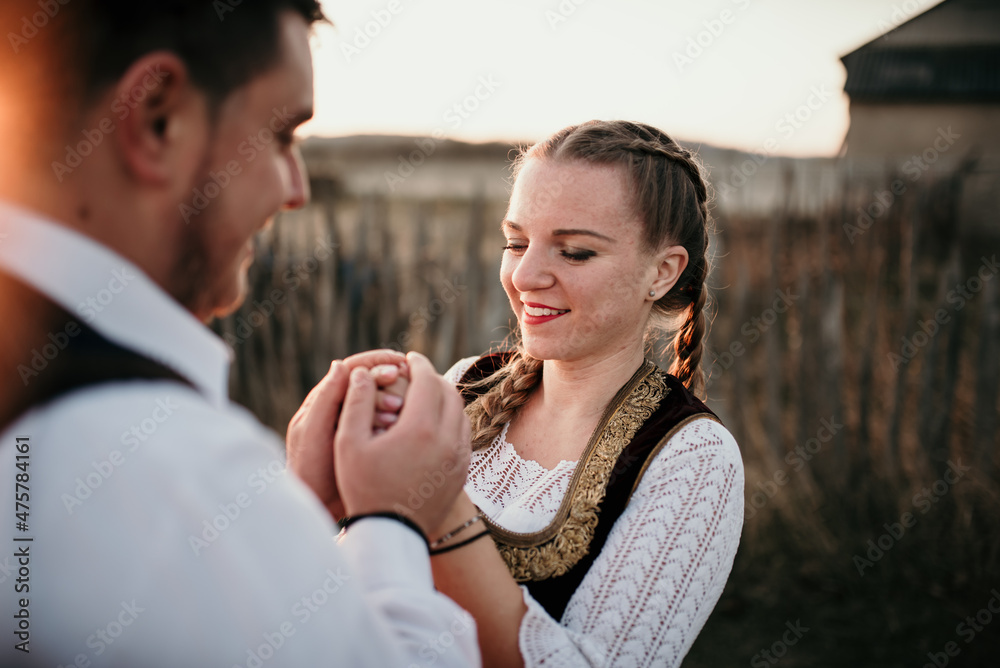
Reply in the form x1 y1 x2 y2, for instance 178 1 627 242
553 228 615 243
502 220 614 243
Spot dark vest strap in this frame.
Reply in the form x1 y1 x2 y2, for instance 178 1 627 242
460 354 718 620
0 270 195 434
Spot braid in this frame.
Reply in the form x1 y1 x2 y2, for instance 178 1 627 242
669 261 708 395
464 350 543 451
619 133 712 397
646 142 711 397
621 140 710 209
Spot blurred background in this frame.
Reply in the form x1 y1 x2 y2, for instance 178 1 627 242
214 1 1000 665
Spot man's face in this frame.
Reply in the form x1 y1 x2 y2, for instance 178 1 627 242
174 10 314 321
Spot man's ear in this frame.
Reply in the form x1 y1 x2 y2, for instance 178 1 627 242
651 245 689 296
113 52 204 185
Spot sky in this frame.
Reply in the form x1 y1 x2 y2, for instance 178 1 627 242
299 0 946 157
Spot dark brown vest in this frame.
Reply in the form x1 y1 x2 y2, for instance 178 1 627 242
460 352 719 621
0 270 194 434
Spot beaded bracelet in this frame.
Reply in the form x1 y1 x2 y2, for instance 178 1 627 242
337 512 430 551
429 529 490 556
429 514 482 549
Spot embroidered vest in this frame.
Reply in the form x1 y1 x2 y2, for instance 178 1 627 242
0 269 194 434
460 352 720 620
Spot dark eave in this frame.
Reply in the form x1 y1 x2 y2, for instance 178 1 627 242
841 46 1000 102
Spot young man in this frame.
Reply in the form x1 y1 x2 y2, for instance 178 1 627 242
0 2 477 666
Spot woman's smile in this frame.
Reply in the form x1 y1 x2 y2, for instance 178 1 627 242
521 301 570 325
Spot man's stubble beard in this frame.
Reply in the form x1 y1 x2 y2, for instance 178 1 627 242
168 157 250 323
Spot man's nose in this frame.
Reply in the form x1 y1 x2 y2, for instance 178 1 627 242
283 145 310 210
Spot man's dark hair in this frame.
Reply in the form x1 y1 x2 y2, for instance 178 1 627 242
2 0 326 118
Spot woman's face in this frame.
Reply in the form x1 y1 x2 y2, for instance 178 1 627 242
500 158 666 364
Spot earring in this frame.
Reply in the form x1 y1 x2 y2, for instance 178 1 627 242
648 290 656 297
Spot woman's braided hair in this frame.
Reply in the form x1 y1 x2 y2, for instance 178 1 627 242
464 120 712 451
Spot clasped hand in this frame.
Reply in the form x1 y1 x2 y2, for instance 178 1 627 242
286 350 471 537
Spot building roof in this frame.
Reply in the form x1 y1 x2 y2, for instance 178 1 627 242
842 46 1000 101
841 0 1000 101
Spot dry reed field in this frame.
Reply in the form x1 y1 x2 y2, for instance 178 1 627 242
685 167 1000 667
213 163 1000 667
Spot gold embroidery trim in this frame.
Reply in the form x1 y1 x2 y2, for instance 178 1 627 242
483 360 668 582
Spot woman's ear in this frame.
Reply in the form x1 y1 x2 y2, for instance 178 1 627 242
112 52 205 186
651 245 689 296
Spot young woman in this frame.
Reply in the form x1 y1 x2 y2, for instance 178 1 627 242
428 120 745 667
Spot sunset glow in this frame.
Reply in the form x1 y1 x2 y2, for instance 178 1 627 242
301 0 947 157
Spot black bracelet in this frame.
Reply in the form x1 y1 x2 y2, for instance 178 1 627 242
429 529 490 556
338 512 430 551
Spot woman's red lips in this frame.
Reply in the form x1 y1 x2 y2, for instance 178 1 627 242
521 302 569 325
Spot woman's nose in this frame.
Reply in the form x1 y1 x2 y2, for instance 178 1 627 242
511 244 556 293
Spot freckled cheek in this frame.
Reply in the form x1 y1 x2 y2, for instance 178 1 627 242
595 271 646 324
615 264 647 296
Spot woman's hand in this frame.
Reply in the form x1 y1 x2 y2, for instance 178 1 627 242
371 362 409 434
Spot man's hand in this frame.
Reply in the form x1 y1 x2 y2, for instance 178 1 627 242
286 350 406 520
334 352 472 537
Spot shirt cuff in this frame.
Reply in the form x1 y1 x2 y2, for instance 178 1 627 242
337 517 434 592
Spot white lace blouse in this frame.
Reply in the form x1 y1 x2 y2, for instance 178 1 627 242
446 357 745 668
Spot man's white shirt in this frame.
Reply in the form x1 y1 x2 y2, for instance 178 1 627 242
0 202 479 668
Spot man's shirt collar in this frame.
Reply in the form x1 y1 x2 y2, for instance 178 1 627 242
0 200 232 407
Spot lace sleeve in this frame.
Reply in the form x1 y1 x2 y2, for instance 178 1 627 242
517 418 745 667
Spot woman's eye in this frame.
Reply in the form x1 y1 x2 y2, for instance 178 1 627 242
561 249 596 262
502 244 594 262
